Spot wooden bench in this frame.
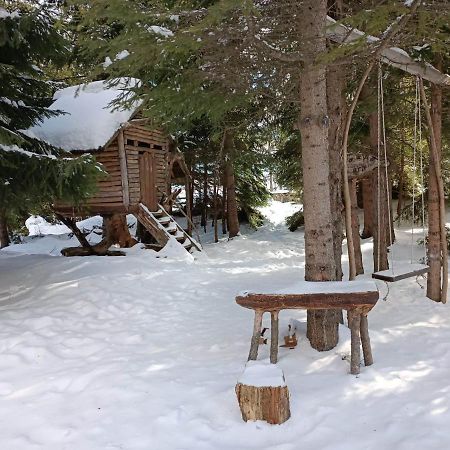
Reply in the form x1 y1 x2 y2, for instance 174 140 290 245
236 281 379 375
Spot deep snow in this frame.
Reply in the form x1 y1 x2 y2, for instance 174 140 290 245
0 201 449 450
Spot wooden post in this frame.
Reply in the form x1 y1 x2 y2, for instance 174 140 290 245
248 310 264 361
349 310 361 375
360 313 373 366
117 130 130 208
270 311 279 364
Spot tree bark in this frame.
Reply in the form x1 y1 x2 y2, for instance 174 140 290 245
102 214 136 249
327 63 345 281
361 176 375 239
326 58 345 324
0 210 9 248
299 0 339 351
426 74 443 302
235 382 290 425
350 179 364 274
420 72 447 303
60 213 136 256
224 131 240 238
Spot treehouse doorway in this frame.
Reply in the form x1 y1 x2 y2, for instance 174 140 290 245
139 150 158 211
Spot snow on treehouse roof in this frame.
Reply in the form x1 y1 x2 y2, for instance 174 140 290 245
24 78 141 151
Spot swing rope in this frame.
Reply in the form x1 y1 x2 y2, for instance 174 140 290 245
373 71 430 283
377 62 394 273
411 78 418 264
411 76 427 265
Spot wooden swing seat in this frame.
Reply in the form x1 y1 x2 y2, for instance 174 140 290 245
372 263 429 282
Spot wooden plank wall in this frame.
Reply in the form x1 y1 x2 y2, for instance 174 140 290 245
84 139 124 210
124 125 169 207
54 124 170 216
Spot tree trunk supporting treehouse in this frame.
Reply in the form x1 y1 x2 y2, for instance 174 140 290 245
59 213 136 256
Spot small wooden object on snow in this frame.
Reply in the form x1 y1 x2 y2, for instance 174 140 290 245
281 324 297 349
235 361 290 425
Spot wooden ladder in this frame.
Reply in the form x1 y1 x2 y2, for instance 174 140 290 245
136 203 202 253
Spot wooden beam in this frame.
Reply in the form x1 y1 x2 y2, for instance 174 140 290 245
117 130 130 208
326 17 450 87
236 291 379 311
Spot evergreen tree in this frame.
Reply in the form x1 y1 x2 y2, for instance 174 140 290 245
0 2 102 246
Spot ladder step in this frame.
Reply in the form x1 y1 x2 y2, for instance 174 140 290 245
152 209 164 217
158 216 171 225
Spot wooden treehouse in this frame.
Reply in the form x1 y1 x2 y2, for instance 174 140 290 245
26 79 200 253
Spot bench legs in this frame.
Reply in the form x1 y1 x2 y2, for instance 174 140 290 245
348 310 373 375
348 311 361 375
247 310 280 364
248 310 264 361
270 311 279 364
248 308 374 373
360 313 373 366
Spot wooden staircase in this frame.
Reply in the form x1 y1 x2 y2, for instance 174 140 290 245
135 203 202 253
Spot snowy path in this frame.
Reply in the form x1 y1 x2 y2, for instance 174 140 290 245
0 202 449 450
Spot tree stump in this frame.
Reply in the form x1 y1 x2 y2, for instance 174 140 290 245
235 361 290 425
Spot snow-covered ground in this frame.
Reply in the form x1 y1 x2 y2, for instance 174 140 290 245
0 201 449 450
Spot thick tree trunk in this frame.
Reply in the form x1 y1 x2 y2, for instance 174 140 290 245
61 213 136 256
299 0 339 351
0 210 9 248
327 64 345 281
102 214 136 249
350 179 364 274
224 132 240 238
425 71 445 302
326 60 345 324
361 176 375 239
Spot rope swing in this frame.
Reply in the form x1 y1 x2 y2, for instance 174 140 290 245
372 67 429 283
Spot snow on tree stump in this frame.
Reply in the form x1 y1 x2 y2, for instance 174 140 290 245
235 361 290 425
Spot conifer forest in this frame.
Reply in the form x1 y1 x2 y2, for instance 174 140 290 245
0 1 449 448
